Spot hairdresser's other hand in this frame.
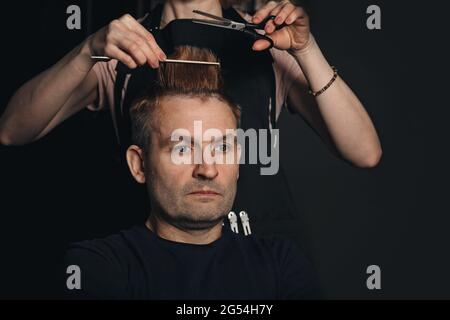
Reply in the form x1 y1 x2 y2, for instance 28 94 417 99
87 14 167 69
251 1 312 54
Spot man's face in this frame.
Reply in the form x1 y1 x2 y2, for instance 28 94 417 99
143 96 240 231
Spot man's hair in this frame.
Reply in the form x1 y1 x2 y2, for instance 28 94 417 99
130 46 241 150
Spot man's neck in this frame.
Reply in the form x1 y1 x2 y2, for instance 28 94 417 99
146 215 223 245
161 0 223 28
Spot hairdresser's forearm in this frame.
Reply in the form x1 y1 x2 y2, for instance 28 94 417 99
0 39 96 146
290 35 382 168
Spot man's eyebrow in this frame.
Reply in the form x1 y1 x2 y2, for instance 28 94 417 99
163 133 237 146
162 135 193 147
217 133 238 143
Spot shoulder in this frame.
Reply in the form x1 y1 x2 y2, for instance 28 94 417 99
63 226 145 299
66 226 141 262
64 225 152 270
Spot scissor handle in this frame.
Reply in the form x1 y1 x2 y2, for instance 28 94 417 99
242 29 274 50
246 15 287 31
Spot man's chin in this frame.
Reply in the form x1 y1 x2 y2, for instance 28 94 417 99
168 205 228 231
171 215 225 231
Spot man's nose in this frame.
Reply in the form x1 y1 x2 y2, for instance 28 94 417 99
193 161 219 180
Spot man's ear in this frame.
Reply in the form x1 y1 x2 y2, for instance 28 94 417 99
126 145 146 184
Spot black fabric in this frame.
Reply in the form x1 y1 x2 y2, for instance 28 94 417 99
113 4 300 241
63 225 318 299
115 5 277 144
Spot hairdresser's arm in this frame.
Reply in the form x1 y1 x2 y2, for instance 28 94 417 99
252 1 382 168
0 14 166 146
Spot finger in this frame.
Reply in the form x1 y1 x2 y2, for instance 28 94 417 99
121 14 167 61
265 32 284 48
252 38 272 51
110 17 161 68
126 32 161 68
264 19 277 34
120 14 167 61
117 36 150 67
272 3 297 26
266 6 306 34
144 32 167 62
104 44 138 69
285 7 309 25
269 1 289 17
252 1 280 23
262 1 290 33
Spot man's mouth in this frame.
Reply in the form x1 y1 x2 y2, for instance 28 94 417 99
188 188 221 196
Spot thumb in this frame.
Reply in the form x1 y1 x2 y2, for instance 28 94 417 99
252 39 272 51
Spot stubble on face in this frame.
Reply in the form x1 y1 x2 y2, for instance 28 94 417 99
144 96 239 231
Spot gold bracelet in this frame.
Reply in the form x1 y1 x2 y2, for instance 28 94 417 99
308 66 338 97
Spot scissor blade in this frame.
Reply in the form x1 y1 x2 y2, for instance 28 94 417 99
192 19 231 28
193 10 230 22
192 19 245 31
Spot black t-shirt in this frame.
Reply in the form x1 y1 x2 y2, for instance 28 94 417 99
63 225 319 300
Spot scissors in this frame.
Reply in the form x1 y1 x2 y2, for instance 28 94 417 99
192 10 286 49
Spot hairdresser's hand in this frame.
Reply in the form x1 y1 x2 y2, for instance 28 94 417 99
251 1 312 54
87 14 167 69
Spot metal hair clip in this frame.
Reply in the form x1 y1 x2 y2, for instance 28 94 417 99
239 211 252 236
228 211 239 234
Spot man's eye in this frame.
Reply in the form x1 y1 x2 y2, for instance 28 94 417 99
174 145 191 154
215 143 232 153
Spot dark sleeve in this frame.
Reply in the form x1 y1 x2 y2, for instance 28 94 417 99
62 241 128 300
271 238 321 300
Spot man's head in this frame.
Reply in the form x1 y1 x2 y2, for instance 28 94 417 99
127 46 241 231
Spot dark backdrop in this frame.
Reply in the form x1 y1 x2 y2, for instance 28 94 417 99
0 0 448 299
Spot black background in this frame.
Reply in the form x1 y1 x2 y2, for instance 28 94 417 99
0 0 448 299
